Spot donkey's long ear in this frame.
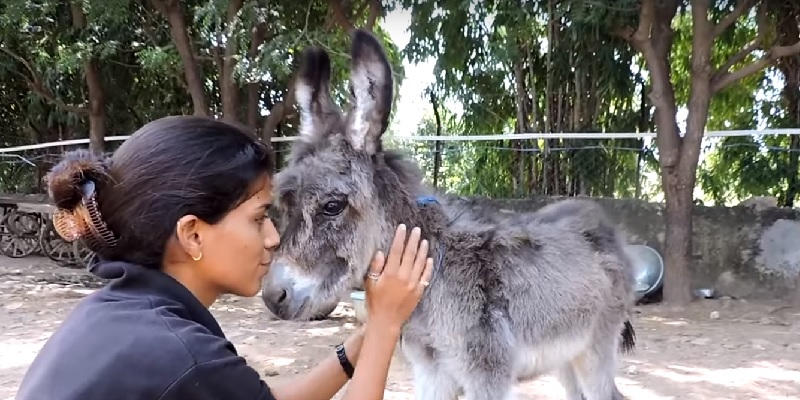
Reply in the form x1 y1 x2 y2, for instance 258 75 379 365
295 47 340 141
345 29 394 155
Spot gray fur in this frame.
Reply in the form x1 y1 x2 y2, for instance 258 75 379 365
261 29 637 400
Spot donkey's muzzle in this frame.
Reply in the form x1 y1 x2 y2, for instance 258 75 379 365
260 259 314 320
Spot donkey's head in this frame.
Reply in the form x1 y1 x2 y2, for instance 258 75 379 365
261 29 426 320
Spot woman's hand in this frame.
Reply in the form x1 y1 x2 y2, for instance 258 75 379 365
364 224 433 330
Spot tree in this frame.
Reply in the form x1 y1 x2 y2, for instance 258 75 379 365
616 0 800 305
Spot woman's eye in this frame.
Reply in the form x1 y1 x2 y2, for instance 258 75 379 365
322 200 347 216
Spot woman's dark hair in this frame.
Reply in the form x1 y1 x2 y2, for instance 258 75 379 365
45 116 274 267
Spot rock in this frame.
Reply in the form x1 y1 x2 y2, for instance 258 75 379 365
787 343 800 351
750 339 770 350
241 335 259 345
263 367 280 377
759 317 776 325
714 270 755 299
626 365 638 376
690 338 710 346
710 311 720 320
738 196 778 210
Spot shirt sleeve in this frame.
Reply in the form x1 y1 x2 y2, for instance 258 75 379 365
159 353 277 400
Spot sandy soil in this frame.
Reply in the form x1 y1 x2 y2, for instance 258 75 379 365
1 255 799 400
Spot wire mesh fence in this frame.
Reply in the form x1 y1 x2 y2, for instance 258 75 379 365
2 131 800 207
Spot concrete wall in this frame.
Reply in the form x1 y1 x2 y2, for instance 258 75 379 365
448 195 800 300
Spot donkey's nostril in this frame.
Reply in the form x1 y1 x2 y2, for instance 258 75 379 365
277 289 287 303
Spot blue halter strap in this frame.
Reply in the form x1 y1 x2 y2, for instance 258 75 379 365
414 195 446 273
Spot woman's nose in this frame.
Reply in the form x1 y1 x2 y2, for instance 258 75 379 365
264 219 280 249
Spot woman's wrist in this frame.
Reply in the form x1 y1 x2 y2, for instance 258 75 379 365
341 327 366 368
365 316 403 338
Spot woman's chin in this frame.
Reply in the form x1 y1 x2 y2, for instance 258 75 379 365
231 283 262 298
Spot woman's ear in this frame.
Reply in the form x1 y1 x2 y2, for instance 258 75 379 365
175 215 203 260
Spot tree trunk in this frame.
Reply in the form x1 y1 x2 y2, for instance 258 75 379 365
246 23 268 130
70 1 105 153
85 59 106 153
150 0 209 116
526 46 540 195
659 0 715 305
770 1 800 303
429 91 443 189
784 134 800 207
220 0 245 122
628 0 693 305
262 73 299 142
513 53 527 196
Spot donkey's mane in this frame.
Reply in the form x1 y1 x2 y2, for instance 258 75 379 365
380 148 428 197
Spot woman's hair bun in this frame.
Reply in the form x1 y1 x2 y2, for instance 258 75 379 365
46 149 110 211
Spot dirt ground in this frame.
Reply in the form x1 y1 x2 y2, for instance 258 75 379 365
1 255 799 400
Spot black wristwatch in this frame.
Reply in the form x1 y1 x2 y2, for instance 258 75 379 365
335 343 355 379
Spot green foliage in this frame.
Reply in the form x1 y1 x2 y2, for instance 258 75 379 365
0 0 797 204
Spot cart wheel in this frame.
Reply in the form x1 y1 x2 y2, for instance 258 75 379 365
73 240 95 268
40 219 78 265
0 211 40 258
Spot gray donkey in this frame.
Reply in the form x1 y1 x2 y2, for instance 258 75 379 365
261 29 637 400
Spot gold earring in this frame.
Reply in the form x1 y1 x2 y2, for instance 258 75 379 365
192 252 203 262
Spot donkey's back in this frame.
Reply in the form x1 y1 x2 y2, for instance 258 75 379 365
403 198 635 400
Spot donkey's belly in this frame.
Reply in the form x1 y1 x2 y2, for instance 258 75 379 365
512 333 591 381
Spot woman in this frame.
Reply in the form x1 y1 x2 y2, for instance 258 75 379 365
16 116 433 400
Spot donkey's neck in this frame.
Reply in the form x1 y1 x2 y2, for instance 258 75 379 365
404 194 450 248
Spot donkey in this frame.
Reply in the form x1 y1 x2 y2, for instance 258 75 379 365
261 29 637 400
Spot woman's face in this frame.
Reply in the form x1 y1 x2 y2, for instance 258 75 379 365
197 176 280 298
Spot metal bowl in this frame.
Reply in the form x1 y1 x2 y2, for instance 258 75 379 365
694 288 716 299
623 244 664 300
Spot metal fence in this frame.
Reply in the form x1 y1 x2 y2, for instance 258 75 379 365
3 129 800 207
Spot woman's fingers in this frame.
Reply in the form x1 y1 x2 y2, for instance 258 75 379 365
383 225 408 276
416 257 434 294
398 227 422 278
409 239 429 283
365 250 386 286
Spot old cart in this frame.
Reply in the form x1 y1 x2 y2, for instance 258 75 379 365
0 193 94 267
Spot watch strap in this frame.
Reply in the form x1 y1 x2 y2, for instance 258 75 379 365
335 343 355 379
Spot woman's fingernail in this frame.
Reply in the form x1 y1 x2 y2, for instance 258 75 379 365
421 239 428 247
398 224 406 231
412 227 421 235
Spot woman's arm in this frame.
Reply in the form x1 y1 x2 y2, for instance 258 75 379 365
270 322 400 400
338 321 402 400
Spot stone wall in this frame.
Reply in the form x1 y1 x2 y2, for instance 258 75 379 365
448 195 800 300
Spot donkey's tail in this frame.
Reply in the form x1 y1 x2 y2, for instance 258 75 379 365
619 320 636 354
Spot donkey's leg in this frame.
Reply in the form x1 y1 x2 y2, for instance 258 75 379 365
402 340 459 400
449 332 515 400
570 335 623 400
456 367 515 400
557 364 585 400
411 361 460 400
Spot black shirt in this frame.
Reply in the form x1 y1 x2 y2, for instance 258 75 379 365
16 258 277 400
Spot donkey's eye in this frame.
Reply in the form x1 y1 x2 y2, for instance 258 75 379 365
321 200 347 216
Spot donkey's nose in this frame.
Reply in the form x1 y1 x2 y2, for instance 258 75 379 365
277 289 288 304
262 283 290 306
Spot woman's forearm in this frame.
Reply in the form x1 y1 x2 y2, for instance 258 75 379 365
271 322 400 400
269 349 351 400
339 322 402 400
